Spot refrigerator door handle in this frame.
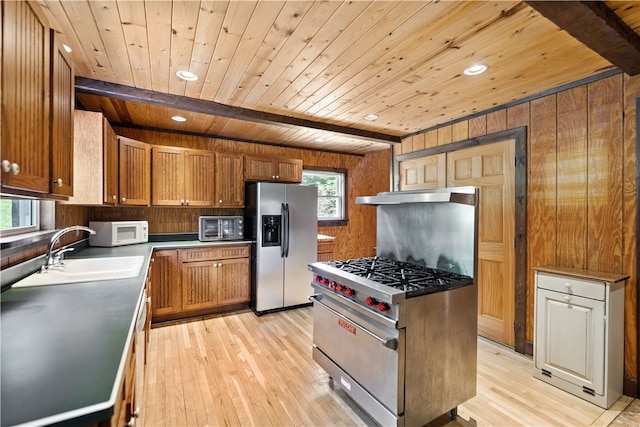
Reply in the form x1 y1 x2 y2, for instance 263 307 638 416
280 203 286 258
284 203 290 257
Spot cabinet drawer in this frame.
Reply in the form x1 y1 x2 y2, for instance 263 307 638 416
536 272 605 301
180 245 250 262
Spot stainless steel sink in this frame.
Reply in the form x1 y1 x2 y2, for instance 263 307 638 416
11 256 146 288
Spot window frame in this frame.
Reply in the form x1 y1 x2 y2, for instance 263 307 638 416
0 198 41 237
302 166 348 227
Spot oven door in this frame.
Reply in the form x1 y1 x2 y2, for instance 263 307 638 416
310 293 405 415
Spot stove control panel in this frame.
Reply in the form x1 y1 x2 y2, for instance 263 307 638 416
314 275 357 299
312 274 396 314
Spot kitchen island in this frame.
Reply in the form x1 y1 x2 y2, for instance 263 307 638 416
0 239 250 427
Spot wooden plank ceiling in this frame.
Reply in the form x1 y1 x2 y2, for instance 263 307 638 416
35 0 640 155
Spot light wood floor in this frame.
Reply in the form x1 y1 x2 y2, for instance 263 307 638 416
144 307 635 427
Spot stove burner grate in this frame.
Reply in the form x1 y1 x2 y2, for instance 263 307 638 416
328 256 473 297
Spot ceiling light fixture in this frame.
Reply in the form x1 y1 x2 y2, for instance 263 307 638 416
463 63 488 76
62 44 72 53
315 138 325 142
176 70 199 82
364 114 378 121
171 115 187 122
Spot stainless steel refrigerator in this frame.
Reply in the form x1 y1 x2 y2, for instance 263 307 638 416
245 182 318 314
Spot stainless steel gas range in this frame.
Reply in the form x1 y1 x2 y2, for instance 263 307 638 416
308 187 478 427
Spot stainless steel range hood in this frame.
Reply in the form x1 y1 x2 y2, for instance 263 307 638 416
355 186 476 206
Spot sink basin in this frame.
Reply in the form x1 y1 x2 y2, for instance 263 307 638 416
11 256 146 288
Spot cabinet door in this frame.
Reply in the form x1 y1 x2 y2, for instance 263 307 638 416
181 261 218 311
151 146 184 206
184 149 215 206
49 32 74 197
119 137 150 206
150 250 181 318
399 153 446 191
1 1 50 193
103 119 119 205
535 287 605 394
215 152 244 207
277 158 303 183
218 257 250 305
244 156 276 181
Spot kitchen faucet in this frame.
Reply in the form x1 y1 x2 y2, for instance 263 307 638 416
41 226 96 272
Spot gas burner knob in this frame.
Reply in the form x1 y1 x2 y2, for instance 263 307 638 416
365 297 377 306
335 284 344 292
320 277 329 285
376 301 390 312
329 281 336 290
314 275 322 283
344 288 355 297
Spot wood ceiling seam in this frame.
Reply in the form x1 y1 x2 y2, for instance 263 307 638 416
298 1 505 119
323 2 531 126
250 1 353 111
213 1 289 105
169 0 202 97
144 0 172 93
198 1 259 102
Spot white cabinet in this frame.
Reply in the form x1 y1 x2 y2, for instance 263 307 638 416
533 267 627 408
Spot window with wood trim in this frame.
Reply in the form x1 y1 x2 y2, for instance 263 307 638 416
302 168 348 226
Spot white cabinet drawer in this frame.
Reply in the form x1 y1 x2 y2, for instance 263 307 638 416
535 272 605 301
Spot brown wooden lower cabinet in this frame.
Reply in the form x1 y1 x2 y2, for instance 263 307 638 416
97 337 135 427
151 245 251 323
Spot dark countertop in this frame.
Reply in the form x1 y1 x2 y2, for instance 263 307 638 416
1 239 252 427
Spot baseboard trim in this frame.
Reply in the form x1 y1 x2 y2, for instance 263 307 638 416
623 377 638 398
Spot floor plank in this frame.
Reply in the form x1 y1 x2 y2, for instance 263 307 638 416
144 307 632 426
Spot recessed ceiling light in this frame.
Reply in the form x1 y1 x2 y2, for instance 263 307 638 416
463 64 488 76
171 115 187 122
62 44 72 53
176 70 199 82
364 114 378 121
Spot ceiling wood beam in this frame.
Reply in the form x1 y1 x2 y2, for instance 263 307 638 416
75 77 400 145
525 1 640 76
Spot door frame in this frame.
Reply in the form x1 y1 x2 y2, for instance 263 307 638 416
394 127 528 354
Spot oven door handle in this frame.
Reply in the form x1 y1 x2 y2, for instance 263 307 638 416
308 294 398 350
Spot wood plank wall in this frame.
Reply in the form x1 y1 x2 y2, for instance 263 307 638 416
51 129 389 264
397 73 639 387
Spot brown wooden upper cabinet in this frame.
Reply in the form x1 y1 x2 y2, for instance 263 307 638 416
151 146 215 206
215 152 244 207
119 136 151 206
1 1 51 195
398 153 446 191
66 110 119 205
244 155 303 183
49 31 75 198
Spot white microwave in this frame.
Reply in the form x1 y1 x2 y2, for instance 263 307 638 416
88 221 149 247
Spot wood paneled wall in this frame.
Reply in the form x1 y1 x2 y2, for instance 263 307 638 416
398 73 639 388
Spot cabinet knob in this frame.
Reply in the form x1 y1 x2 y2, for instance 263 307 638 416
564 295 571 302
180 199 185 205
2 160 19 175
564 283 572 292
121 197 127 202
219 199 223 203
276 175 279 179
272 175 276 179
185 199 190 205
112 195 117 200
54 178 63 187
